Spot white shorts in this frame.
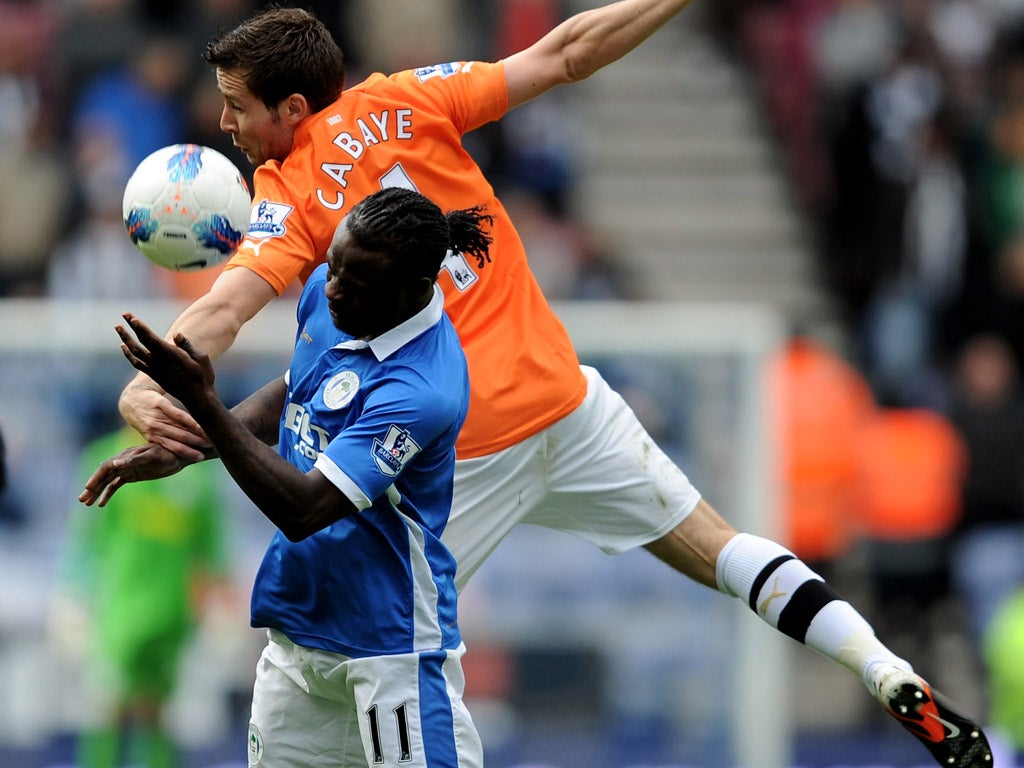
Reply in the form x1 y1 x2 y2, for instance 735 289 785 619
446 365 701 588
248 630 483 768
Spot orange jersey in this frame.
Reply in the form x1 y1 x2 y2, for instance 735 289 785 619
227 61 587 457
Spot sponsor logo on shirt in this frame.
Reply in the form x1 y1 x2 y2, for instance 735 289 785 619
283 403 330 461
247 200 293 239
372 425 421 476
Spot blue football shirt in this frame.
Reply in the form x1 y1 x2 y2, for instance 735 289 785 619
249 264 470 657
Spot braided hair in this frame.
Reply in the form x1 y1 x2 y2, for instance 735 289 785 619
345 188 493 281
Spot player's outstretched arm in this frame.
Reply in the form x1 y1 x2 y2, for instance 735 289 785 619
116 313 357 541
503 0 692 108
86 366 288 508
118 266 279 460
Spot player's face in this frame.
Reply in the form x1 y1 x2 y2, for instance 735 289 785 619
325 225 417 340
215 68 295 166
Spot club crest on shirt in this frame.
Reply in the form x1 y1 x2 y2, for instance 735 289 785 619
247 199 293 239
247 722 264 766
372 425 421 476
322 370 359 410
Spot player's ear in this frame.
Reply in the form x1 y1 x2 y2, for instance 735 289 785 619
414 275 434 301
283 93 311 124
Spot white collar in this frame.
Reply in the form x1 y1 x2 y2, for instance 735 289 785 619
334 284 445 361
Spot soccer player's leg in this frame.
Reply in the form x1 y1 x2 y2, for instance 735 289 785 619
248 630 360 767
449 430 548 590
716 531 993 768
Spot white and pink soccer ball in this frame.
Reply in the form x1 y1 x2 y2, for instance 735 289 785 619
122 143 251 272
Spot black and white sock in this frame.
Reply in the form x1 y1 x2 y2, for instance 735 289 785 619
715 532 913 690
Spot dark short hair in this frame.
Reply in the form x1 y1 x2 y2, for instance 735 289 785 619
203 6 345 113
345 188 493 281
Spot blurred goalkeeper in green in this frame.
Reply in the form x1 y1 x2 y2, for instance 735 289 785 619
52 425 232 768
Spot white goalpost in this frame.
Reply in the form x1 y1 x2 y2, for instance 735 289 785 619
553 300 791 768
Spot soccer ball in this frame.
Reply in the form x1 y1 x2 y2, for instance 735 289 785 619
122 143 252 271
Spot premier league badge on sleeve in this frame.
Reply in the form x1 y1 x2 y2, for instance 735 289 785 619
248 199 293 238
413 61 462 82
372 425 421 476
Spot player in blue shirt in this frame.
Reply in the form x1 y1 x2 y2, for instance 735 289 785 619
79 187 493 768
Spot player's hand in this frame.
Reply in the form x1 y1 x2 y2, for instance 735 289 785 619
78 443 189 507
116 313 218 417
119 382 210 462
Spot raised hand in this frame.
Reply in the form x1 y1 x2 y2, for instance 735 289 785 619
115 313 217 412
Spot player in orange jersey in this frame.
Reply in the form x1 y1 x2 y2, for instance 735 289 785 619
117 4 991 765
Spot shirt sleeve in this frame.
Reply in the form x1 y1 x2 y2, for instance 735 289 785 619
314 372 457 506
394 60 509 136
224 169 319 295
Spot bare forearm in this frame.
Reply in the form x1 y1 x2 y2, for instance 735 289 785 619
505 0 691 106
555 0 690 79
229 377 287 446
189 392 341 540
167 294 247 359
114 311 349 537
117 282 267 446
127 268 278 394
120 292 247 412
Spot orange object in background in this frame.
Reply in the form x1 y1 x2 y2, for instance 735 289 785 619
768 336 877 563
855 408 967 541
158 264 223 303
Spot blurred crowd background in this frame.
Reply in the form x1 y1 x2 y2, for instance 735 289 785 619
2 0 1024 766
0 0 628 306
